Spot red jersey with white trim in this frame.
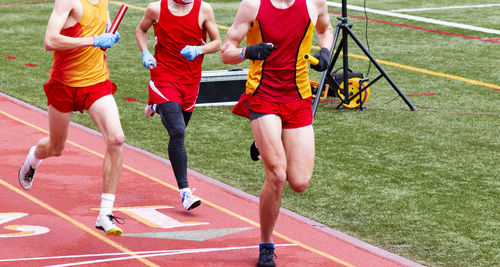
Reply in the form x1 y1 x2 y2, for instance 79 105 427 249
49 0 109 87
246 0 314 102
151 0 206 84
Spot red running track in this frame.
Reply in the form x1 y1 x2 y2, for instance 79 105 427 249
0 93 424 267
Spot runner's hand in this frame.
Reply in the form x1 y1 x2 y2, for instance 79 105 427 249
106 23 120 43
93 33 119 48
244 42 276 60
311 48 330 72
180 45 202 61
141 50 157 69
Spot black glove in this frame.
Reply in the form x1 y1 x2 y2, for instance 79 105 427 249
245 42 276 60
311 47 330 72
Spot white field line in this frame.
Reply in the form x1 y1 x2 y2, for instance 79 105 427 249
0 244 296 266
392 4 500 13
41 244 297 267
327 2 500 35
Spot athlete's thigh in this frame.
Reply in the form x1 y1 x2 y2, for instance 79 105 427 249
282 125 315 184
251 114 286 167
47 105 73 147
157 102 187 134
87 95 124 142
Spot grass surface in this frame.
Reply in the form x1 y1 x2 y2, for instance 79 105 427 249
1 0 499 266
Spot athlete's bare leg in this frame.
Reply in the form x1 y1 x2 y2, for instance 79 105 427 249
282 125 315 193
34 105 73 159
251 114 287 244
252 115 315 243
88 95 125 194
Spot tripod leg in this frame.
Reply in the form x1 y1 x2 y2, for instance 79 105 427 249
312 25 341 117
345 27 416 111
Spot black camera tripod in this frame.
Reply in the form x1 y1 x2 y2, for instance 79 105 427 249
312 0 416 115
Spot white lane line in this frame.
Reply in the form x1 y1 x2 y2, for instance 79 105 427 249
0 251 163 262
327 2 500 35
392 4 500 13
44 244 297 267
0 244 296 266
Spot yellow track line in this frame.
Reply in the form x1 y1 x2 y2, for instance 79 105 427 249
0 111 158 267
0 180 158 267
113 1 500 90
0 109 356 266
346 53 500 89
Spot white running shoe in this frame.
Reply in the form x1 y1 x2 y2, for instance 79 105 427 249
144 104 157 118
181 189 201 211
95 214 124 236
18 146 37 190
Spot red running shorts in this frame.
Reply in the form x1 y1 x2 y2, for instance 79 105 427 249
148 80 199 112
43 80 117 113
233 93 313 129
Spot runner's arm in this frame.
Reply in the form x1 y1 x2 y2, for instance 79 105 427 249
136 2 159 53
314 0 333 50
199 2 221 55
220 0 259 64
44 0 94 50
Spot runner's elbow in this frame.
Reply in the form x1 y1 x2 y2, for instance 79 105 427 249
214 39 222 52
220 45 237 64
44 35 58 51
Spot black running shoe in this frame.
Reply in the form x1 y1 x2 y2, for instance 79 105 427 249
250 141 260 161
257 246 276 267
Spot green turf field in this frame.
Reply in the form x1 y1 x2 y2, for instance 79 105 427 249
1 0 499 266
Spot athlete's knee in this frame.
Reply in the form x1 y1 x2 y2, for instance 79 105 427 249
265 166 287 191
288 173 312 193
168 124 186 141
289 179 311 193
106 133 125 149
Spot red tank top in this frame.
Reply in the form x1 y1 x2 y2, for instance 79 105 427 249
246 0 314 102
151 0 206 83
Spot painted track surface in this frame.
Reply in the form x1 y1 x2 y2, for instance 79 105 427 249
0 93 423 266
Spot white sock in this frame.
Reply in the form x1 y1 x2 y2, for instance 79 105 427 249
29 146 42 169
99 193 115 216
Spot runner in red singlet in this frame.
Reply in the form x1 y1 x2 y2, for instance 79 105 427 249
136 0 221 211
18 0 125 236
221 0 333 265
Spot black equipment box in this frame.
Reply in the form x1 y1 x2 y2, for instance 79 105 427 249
197 69 248 106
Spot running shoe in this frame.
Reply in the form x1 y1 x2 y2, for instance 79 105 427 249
181 189 201 211
18 146 37 190
95 214 124 236
144 104 157 118
257 246 276 267
250 141 260 161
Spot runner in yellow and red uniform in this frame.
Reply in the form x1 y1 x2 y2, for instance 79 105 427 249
221 0 333 265
18 0 124 236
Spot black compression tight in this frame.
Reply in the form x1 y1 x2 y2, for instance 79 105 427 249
156 102 192 189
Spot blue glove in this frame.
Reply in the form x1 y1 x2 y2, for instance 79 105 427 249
142 50 157 69
106 22 120 43
180 45 202 61
93 33 119 48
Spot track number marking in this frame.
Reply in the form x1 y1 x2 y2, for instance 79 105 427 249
0 212 50 237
